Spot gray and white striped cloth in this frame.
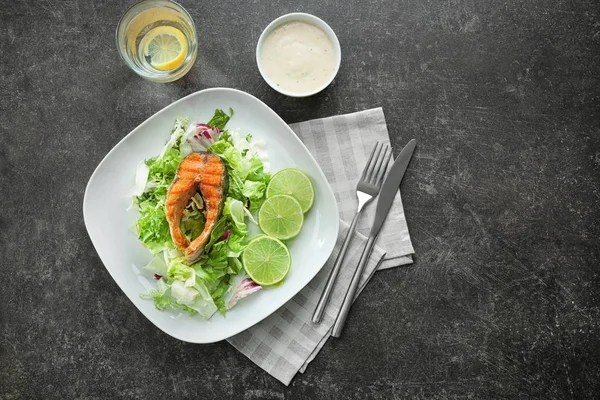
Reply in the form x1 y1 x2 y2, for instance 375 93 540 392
228 108 414 385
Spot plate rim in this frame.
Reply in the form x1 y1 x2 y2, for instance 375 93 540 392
83 87 339 343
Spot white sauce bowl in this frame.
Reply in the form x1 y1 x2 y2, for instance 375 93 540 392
256 13 342 97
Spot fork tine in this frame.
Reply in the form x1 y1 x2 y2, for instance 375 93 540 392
361 142 381 180
364 142 385 182
375 147 393 186
369 145 390 184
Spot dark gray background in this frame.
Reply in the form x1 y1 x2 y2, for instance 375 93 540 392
2 0 599 398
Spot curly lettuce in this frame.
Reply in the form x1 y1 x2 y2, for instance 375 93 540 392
133 109 269 318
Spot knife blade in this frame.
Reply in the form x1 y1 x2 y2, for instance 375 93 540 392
331 138 416 338
369 138 416 237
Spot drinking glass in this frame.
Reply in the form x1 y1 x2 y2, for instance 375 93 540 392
116 0 198 83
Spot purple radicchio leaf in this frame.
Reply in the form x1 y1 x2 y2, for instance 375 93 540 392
219 229 230 242
186 123 223 152
227 278 262 310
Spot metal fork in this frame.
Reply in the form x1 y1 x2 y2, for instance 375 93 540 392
312 142 392 323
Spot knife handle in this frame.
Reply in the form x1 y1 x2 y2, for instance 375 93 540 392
331 234 377 338
312 212 361 324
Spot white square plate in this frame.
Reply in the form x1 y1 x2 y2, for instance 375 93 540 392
83 88 339 343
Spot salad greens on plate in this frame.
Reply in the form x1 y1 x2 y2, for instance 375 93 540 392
131 109 269 318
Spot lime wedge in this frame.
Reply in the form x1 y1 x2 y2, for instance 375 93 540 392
242 235 291 286
258 195 304 240
266 168 315 213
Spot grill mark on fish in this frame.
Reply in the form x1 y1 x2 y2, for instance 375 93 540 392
165 152 228 264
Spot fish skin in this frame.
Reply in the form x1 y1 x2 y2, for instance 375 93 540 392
164 152 228 264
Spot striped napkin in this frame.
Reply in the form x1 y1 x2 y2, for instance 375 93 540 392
228 108 415 385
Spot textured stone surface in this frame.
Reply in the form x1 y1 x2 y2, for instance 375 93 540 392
1 0 600 398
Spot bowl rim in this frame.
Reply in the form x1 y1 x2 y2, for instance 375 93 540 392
255 12 342 98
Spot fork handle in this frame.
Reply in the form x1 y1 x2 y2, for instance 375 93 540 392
331 234 377 338
311 211 361 324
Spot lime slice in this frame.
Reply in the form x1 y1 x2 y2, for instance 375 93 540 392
266 168 315 213
142 26 188 71
242 235 291 286
258 195 304 240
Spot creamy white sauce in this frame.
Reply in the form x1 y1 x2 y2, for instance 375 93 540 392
260 21 337 94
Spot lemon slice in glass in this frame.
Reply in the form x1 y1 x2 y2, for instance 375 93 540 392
142 26 188 71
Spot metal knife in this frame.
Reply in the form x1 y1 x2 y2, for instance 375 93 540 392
331 139 417 338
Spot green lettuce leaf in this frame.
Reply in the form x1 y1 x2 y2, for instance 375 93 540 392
134 146 183 253
242 180 266 213
207 108 234 130
167 257 196 286
136 110 270 318
226 232 247 257
208 131 270 214
181 206 205 241
223 197 248 235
